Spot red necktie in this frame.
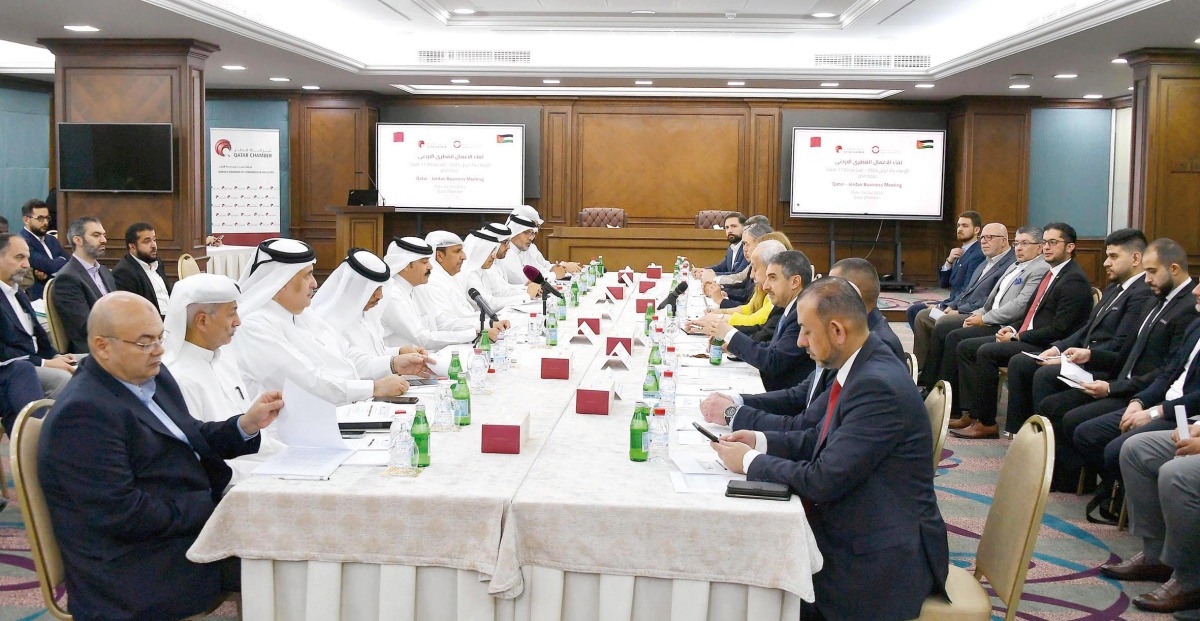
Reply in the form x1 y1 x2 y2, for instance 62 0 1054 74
1018 271 1055 333
817 380 842 448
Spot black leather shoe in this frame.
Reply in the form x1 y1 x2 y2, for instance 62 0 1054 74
1100 552 1173 582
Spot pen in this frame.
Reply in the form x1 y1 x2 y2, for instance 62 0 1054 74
700 386 732 391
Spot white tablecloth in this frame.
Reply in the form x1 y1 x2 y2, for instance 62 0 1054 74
205 244 255 279
188 273 820 620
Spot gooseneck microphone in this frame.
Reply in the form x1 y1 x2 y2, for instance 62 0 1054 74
467 287 500 323
523 265 564 299
657 281 689 310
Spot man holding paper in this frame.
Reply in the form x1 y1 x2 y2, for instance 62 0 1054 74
39 292 283 621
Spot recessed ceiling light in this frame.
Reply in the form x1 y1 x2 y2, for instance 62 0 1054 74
221 65 246 71
630 10 656 15
451 79 470 84
301 85 320 90
1111 57 1127 64
1195 38 1200 44
1083 94 1104 99
1053 73 1078 79
63 25 100 32
820 82 840 87
269 77 290 82
1128 86 1135 90
812 12 837 18
915 83 935 88
1009 84 1031 89
452 8 476 15
542 79 560 84
1008 74 1032 89
635 80 653 85
727 81 745 86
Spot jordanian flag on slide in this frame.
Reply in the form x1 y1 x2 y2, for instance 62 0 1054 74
917 139 935 149
497 134 514 143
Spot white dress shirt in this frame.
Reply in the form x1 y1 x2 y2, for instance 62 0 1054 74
1166 337 1200 402
168 341 285 484
0 280 37 352
234 301 375 405
380 276 477 350
136 256 171 315
497 242 553 285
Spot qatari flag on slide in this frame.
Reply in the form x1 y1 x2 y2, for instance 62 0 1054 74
393 132 404 142
810 136 821 147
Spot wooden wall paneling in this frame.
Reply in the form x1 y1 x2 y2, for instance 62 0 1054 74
969 113 1029 229
748 103 781 222
541 103 572 226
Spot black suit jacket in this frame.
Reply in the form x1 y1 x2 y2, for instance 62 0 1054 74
0 286 60 364
746 334 949 621
1091 280 1200 397
946 249 1016 313
720 274 756 307
112 254 173 315
38 357 258 621
1052 277 1152 354
735 305 783 343
1016 259 1094 347
21 228 68 300
1133 317 1200 416
736 367 836 433
49 257 116 354
868 308 905 360
726 302 815 392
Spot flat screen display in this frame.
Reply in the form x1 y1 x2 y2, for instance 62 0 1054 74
376 123 524 211
58 123 174 193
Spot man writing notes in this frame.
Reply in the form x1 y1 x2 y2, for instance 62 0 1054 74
694 250 816 391
233 239 413 405
905 211 984 327
693 211 749 281
711 278 949 621
162 273 286 484
38 292 284 621
382 237 501 349
20 198 67 300
497 205 578 283
113 222 173 317
50 216 116 354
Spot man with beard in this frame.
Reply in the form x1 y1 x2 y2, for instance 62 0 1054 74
19 198 68 300
497 205 579 284
905 211 984 327
113 222 173 317
50 216 116 353
476 223 543 304
694 212 749 280
456 227 538 312
415 230 512 337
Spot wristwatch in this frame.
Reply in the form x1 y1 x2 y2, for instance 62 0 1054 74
724 404 739 425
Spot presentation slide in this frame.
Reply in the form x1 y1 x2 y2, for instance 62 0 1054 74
377 123 525 211
790 128 946 220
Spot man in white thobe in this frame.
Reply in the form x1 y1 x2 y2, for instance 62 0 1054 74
232 238 414 405
496 205 580 284
162 273 285 484
457 228 536 312
414 231 512 338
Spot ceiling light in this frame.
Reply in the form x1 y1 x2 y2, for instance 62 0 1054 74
915 83 935 88
1128 86 1135 90
820 82 840 87
542 79 560 84
452 8 476 15
269 77 290 82
635 80 653 85
63 25 100 32
727 81 745 86
1053 73 1078 79
1083 94 1104 99
451 79 470 84
221 65 246 71
812 12 836 18
1009 84 1031 89
630 10 655 15
301 85 320 90
1111 57 1127 64
1008 74 1032 89
1195 38 1200 44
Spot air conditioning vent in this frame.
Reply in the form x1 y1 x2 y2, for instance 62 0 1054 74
417 50 532 64
813 53 930 69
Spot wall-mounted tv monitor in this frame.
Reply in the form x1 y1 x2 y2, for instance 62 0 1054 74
57 122 174 193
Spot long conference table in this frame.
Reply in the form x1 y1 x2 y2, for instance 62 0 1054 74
188 271 821 621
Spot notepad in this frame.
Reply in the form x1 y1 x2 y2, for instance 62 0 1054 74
253 446 353 480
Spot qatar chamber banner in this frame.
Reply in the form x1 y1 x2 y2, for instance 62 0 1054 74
209 128 281 246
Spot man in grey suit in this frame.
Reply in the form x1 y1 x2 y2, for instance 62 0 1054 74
49 217 116 353
916 222 1016 386
930 226 1050 415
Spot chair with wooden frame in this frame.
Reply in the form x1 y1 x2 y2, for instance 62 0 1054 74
926 380 952 474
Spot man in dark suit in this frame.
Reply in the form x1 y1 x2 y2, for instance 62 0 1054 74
712 278 949 621
0 358 43 437
113 222 173 317
697 212 749 277
38 292 283 621
830 258 904 360
0 233 78 404
20 198 69 301
1004 228 1153 435
952 222 1094 439
906 211 984 327
695 250 815 391
50 216 116 354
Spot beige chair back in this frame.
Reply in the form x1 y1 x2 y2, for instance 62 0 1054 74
925 381 952 473
178 253 202 279
11 399 70 620
975 415 1054 619
42 279 68 354
1091 286 1102 306
906 351 919 383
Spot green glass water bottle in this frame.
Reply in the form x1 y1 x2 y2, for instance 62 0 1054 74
448 351 463 381
570 280 580 307
642 367 660 399
644 303 654 336
411 405 431 468
648 343 662 366
452 378 471 426
545 311 558 346
598 255 606 276
478 330 492 362
709 336 724 365
629 403 649 462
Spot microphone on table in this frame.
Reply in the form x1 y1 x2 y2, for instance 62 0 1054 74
467 288 500 323
523 265 564 300
657 281 689 311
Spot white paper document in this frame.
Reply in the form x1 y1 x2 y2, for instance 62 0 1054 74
669 471 743 494
1175 405 1192 442
1020 351 1060 363
337 402 398 425
927 306 945 321
671 452 731 475
278 379 348 449
1059 358 1093 383
253 446 353 480
342 435 389 450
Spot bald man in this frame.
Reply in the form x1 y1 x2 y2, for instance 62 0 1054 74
38 292 284 621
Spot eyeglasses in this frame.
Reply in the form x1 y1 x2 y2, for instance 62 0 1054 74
103 336 164 352
27 216 49 222
1013 240 1040 247
980 235 1006 242
1042 239 1066 247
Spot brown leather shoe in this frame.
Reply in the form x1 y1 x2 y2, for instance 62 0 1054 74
947 414 975 430
1101 552 1174 582
949 421 999 439
1132 579 1200 613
